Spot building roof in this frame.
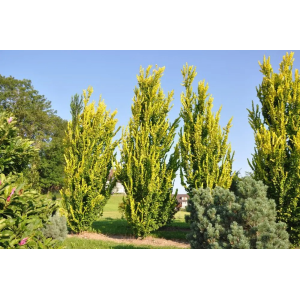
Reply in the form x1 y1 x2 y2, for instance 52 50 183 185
173 194 189 203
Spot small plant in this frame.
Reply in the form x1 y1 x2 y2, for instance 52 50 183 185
118 202 125 219
187 176 290 249
42 212 68 242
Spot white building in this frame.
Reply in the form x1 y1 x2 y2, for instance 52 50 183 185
107 169 126 194
112 181 126 194
176 194 189 209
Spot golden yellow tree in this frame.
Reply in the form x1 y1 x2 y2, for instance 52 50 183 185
248 52 300 245
179 63 234 195
61 87 120 233
116 66 180 238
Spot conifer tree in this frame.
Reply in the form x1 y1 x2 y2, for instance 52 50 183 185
179 63 234 195
248 52 300 245
116 66 180 238
187 177 290 249
61 87 120 233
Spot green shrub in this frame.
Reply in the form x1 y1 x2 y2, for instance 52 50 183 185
0 173 61 249
0 112 37 175
42 212 68 242
187 176 290 249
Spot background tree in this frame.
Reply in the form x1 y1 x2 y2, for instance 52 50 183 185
0 74 67 193
38 115 68 193
70 93 83 131
179 63 234 195
61 87 120 233
116 66 180 238
187 177 290 249
248 52 300 245
0 75 56 144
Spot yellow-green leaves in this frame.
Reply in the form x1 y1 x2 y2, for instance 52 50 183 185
61 87 120 233
248 52 300 245
179 63 234 194
116 66 180 237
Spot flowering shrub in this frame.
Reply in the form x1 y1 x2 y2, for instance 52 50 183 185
0 173 62 249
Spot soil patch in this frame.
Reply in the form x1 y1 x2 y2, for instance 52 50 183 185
68 232 190 248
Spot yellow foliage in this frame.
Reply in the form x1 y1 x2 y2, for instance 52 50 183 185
179 63 234 193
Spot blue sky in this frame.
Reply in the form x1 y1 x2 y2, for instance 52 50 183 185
1 50 299 193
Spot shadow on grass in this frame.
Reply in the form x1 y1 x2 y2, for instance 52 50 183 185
91 217 190 242
92 218 134 236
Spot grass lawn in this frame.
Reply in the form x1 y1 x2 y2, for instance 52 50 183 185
91 194 190 241
64 237 183 249
62 194 191 249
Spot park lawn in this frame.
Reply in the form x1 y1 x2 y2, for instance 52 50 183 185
63 237 183 249
91 194 190 241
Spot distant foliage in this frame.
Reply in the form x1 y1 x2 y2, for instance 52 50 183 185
179 64 234 195
116 66 180 238
0 173 61 249
42 212 67 242
61 87 120 233
38 116 68 193
187 177 290 249
248 52 300 245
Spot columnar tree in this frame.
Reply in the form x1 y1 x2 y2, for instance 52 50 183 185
116 66 180 238
61 87 120 233
179 63 234 195
248 52 300 245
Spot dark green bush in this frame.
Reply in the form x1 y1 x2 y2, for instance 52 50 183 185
42 212 67 242
187 176 290 249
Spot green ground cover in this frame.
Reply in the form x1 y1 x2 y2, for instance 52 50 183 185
64 237 182 249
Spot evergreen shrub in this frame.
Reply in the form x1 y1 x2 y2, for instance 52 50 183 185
187 177 290 249
42 212 67 242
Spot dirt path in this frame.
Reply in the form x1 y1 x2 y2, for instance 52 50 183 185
68 232 190 249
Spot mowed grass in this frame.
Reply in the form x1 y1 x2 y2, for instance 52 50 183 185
64 237 181 249
91 194 190 241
